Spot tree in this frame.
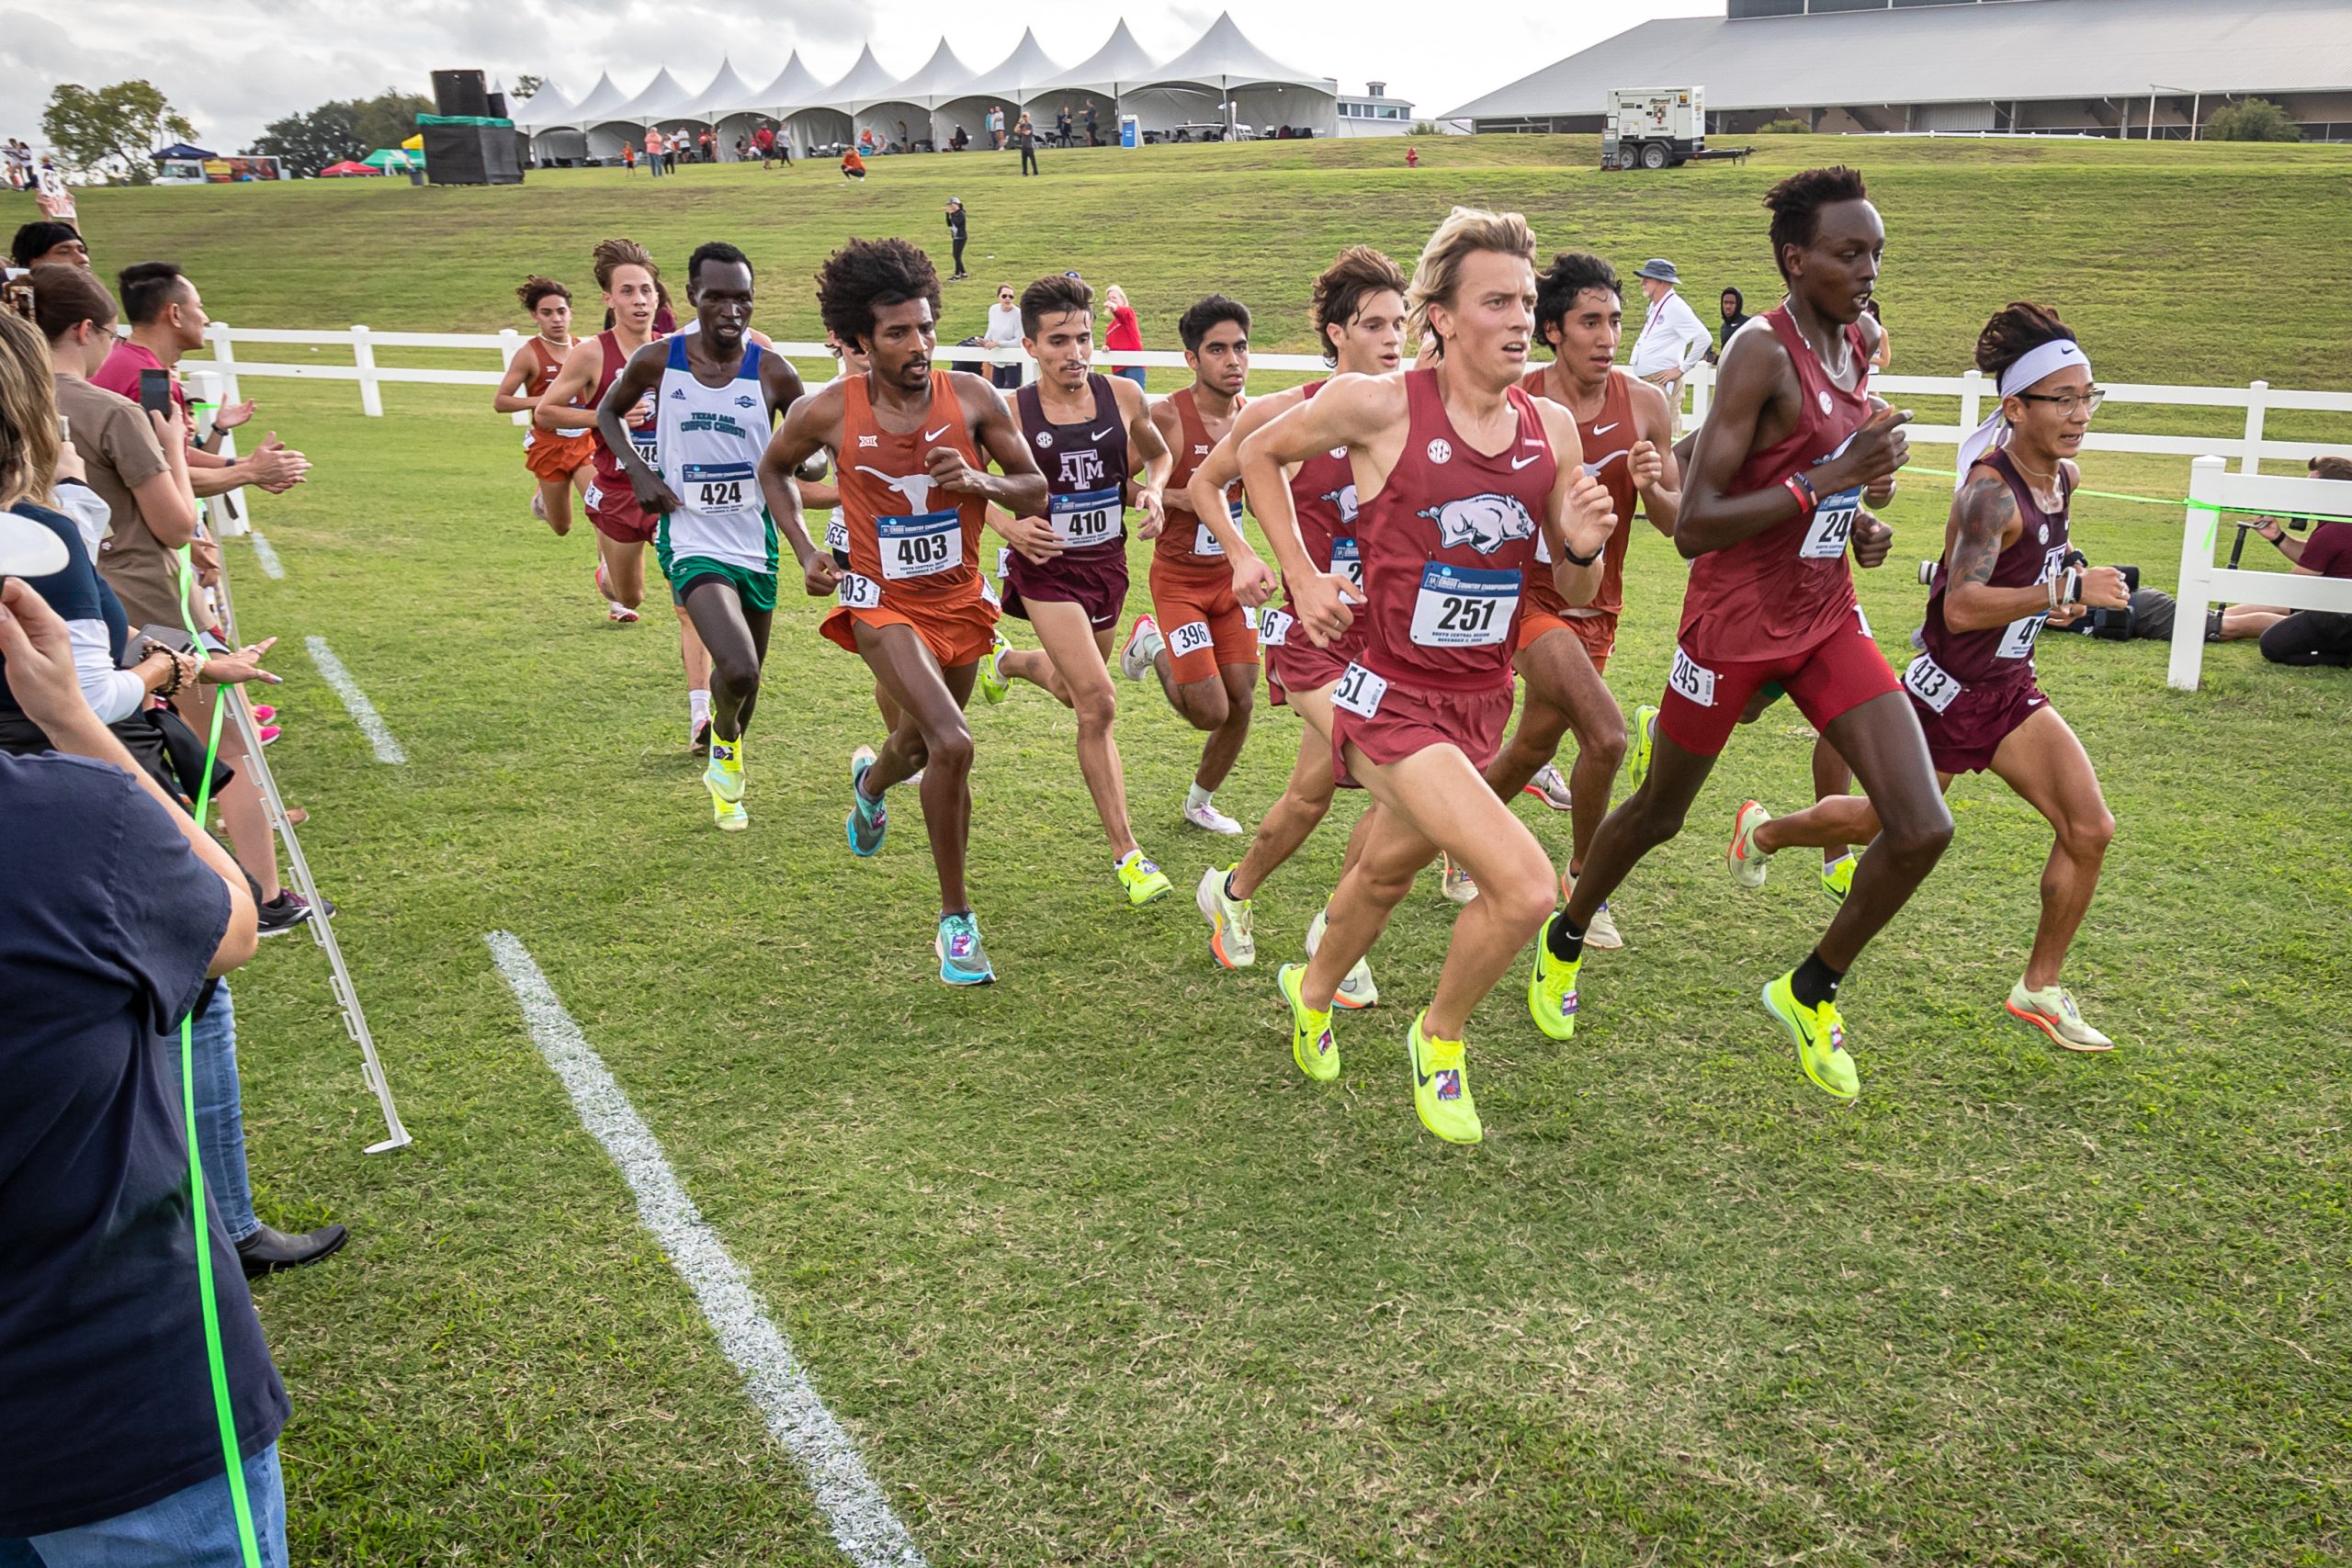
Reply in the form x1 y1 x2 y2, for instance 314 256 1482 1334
250 101 365 177
41 80 198 185
353 88 434 152
2206 97 2301 142
511 75 543 103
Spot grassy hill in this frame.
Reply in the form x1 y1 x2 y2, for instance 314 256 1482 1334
17 133 2350 1566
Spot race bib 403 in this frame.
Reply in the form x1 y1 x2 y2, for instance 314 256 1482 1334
878 511 963 581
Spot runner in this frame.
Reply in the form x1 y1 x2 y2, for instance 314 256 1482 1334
1132 293 1259 837
1239 208 1618 1145
1534 166 1948 1103
596 243 805 830
1729 301 2127 1050
1187 245 1408 1003
755 237 1047 983
1495 250 1683 948
977 272 1179 906
537 238 715 744
492 275 593 536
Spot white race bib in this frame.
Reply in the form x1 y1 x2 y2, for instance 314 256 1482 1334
1329 536 1363 592
583 482 605 512
1903 650 1962 714
878 511 962 581
1408 562 1518 649
1995 546 2067 660
1668 646 1718 707
1799 431 1861 560
1169 619 1214 660
682 460 757 516
1331 661 1389 718
836 571 883 609
1193 522 1227 558
1049 486 1124 548
628 426 660 464
824 513 848 555
1259 606 1295 647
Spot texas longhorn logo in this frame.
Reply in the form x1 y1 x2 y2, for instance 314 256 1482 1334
1419 492 1537 555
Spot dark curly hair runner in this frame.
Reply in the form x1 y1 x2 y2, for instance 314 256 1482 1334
1975 300 2074 381
817 237 941 353
1764 164 1870 277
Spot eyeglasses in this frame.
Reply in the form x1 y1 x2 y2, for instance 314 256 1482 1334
2016 387 2105 416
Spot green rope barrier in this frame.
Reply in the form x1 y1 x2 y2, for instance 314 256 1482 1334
1905 465 2352 525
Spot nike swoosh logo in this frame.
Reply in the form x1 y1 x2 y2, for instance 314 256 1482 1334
1591 422 1620 434
1510 454 1542 470
1091 427 1114 441
923 425 951 442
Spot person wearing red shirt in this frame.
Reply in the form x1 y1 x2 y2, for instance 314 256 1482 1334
1102 283 1145 391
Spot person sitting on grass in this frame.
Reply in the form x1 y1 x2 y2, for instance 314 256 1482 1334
2205 456 2352 666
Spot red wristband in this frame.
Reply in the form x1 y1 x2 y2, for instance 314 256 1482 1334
1783 472 1816 515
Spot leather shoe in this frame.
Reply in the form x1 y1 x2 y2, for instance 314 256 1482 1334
236 1222 348 1280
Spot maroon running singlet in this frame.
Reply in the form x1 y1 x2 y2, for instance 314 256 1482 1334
583 327 664 545
1001 373 1133 631
1901 446 2073 773
1261 379 1368 704
1328 368 1556 788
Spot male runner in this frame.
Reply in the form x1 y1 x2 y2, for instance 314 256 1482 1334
492 275 593 535
598 243 805 830
1495 251 1682 947
1188 246 1408 1004
756 237 1046 983
978 272 1178 906
1132 293 1259 836
537 238 716 744
1532 166 1947 1103
1241 208 1617 1145
1731 302 2127 1050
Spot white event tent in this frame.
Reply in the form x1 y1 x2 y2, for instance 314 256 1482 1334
934 28 1064 149
1126 12 1336 141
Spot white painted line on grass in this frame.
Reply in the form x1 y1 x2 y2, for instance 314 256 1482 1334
485 931 928 1568
304 636 406 764
246 530 285 580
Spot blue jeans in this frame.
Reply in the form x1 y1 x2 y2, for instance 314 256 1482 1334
0 1444 286 1567
175 979 258 1245
1114 366 1148 392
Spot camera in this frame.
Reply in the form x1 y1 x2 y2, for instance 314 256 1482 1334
2058 564 2142 640
1917 558 1937 586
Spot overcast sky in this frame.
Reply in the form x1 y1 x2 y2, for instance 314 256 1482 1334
1 0 1715 154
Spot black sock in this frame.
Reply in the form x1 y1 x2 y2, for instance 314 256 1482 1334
1225 870 1241 902
1791 950 1846 1010
1546 908 1585 963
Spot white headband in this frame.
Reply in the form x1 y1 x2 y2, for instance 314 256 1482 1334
1954 338 2091 489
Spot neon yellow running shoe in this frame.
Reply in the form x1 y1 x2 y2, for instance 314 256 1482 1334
1278 963 1340 1082
1626 703 1660 795
1760 970 1859 1101
1527 913 1583 1041
704 736 744 804
710 791 747 832
978 633 1012 706
1819 853 1856 907
1406 1012 1481 1145
1115 850 1172 906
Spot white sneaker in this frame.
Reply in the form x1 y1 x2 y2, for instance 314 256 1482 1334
1565 875 1624 951
851 743 877 773
1183 797 1243 834
1118 614 1164 680
1728 800 1773 890
530 491 547 522
1522 761 1574 812
1441 854 1478 904
1306 906 1379 1009
1196 865 1255 968
2006 980 2115 1052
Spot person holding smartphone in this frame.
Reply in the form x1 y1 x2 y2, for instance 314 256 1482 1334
93 262 307 492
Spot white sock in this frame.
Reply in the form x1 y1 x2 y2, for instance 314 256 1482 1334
1186 784 1215 814
689 689 711 728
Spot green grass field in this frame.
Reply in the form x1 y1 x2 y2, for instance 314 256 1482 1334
19 135 2352 1564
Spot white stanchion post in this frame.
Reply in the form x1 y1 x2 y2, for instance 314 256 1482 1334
2167 456 2225 692
1958 367 1984 441
187 369 249 536
498 328 529 424
206 321 243 407
1688 363 1713 427
2240 378 2269 475
353 323 383 417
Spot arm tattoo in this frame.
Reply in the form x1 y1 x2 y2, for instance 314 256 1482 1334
1951 475 2015 590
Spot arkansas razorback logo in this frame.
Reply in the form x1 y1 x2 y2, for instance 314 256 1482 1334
1419 492 1537 555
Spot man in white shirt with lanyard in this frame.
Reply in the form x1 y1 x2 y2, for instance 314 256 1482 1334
1629 258 1713 433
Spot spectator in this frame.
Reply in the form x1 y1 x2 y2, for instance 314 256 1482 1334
897 118 911 153
752 122 775 167
36 264 321 935
2211 457 2352 665
33 158 73 223
1628 257 1712 433
950 124 969 152
1102 283 1145 390
700 128 714 164
96 261 309 490
0 574 295 1568
622 140 637 175
983 282 1023 391
1706 286 1753 366
1056 104 1073 149
733 133 748 162
989 104 1004 150
944 197 968 280
1086 98 1100 146
643 126 665 177
841 146 867 182
1866 297 1892 370
1013 112 1040 176
4 139 30 192
10 220 87 269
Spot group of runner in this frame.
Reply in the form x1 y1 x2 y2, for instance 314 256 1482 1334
492 163 2132 1144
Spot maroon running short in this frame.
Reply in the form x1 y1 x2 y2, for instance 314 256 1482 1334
1657 610 1900 758
584 477 657 546
1329 670 1513 791
1911 675 2049 775
1001 542 1131 631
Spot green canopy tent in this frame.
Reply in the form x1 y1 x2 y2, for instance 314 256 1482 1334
360 147 423 172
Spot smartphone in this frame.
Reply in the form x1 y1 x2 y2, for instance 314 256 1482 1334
139 367 175 418
57 413 70 446
138 622 197 655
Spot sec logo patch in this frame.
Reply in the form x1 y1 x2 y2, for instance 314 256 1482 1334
1426 438 1453 465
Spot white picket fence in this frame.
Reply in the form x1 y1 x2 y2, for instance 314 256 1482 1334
195 321 2352 469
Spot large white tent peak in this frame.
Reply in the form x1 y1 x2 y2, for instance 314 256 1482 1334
825 43 910 111
686 58 762 120
966 28 1066 104
891 39 984 107
513 78 578 129
1032 19 1159 98
750 51 831 115
608 68 692 123
556 72 629 125
1141 11 1332 93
